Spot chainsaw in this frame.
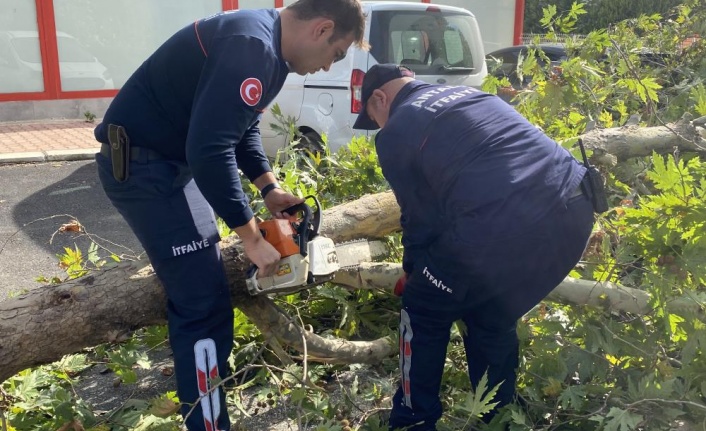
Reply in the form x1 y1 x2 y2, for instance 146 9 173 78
245 196 383 296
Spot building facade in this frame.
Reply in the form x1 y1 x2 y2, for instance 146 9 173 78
0 0 520 121
0 1 293 120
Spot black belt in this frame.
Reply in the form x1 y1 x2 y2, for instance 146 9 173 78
99 143 163 161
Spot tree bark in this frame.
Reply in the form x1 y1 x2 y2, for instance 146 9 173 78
579 115 706 164
0 261 167 383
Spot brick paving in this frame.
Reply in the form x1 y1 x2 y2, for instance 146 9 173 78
0 119 100 163
0 120 98 153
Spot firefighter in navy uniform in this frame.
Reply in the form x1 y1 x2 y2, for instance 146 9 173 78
93 1 366 430
353 64 597 431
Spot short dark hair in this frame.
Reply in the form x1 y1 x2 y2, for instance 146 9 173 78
286 0 368 49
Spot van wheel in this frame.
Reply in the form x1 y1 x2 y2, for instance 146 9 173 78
294 131 324 155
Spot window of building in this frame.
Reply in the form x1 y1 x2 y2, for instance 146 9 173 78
53 0 222 90
0 0 44 93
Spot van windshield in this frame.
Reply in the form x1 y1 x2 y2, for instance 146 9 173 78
9 38 42 64
10 36 95 64
369 10 476 75
57 37 97 62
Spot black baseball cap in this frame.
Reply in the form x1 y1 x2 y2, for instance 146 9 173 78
353 64 415 130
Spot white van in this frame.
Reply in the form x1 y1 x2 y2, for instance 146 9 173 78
260 1 487 157
0 30 114 93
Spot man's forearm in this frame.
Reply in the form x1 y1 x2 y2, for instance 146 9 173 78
253 172 279 192
233 217 262 245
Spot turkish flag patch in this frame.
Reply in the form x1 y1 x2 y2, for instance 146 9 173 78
240 77 263 106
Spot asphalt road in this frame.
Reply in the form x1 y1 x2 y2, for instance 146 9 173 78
0 160 143 300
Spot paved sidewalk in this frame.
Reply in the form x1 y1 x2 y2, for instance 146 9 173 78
0 119 100 164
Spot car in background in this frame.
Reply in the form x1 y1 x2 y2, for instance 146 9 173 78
485 44 567 102
0 30 113 93
485 43 678 103
260 1 487 158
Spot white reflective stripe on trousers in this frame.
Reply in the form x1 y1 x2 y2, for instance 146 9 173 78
194 338 223 431
400 309 414 408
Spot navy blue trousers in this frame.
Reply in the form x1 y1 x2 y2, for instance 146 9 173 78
389 194 594 431
96 153 231 431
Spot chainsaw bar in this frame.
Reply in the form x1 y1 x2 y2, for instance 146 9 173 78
334 239 387 269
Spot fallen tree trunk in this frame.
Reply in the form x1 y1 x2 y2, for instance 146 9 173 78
5 242 700 383
334 263 705 317
578 114 706 164
0 193 400 382
4 118 706 381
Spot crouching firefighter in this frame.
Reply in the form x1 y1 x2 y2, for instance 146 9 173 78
94 2 367 430
353 64 607 431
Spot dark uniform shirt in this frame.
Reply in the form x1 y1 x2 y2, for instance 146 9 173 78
375 81 586 278
95 9 290 228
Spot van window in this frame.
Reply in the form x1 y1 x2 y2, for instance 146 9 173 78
57 36 96 62
444 30 465 65
370 10 476 75
0 39 17 68
9 37 41 64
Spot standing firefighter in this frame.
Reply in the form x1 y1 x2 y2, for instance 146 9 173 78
94 1 366 430
354 64 600 430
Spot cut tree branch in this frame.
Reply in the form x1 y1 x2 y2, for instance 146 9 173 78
334 263 705 317
578 114 706 164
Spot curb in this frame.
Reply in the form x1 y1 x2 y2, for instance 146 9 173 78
0 148 99 165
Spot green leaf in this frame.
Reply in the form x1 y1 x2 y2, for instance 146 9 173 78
133 414 180 431
53 354 89 375
87 241 100 264
604 407 644 431
690 84 706 116
540 5 558 29
455 371 501 418
509 407 530 428
648 153 686 193
290 387 307 403
558 385 587 409
146 395 180 418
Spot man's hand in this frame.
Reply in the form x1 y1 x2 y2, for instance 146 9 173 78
233 218 281 276
264 188 304 219
242 235 281 277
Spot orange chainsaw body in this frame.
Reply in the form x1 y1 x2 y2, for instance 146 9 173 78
246 196 340 296
258 218 300 258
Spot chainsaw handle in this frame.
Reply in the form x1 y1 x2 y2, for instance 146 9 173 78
246 264 258 278
281 196 321 234
281 202 311 256
280 196 322 257
308 195 321 235
281 202 311 220
245 264 264 296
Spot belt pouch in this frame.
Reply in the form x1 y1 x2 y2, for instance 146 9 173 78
108 124 130 182
577 138 609 213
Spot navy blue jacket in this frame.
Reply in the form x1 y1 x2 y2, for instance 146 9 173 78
95 9 290 228
375 81 586 278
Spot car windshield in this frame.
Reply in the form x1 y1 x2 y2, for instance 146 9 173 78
369 10 476 75
488 46 565 73
9 37 42 64
57 36 96 62
9 35 95 63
